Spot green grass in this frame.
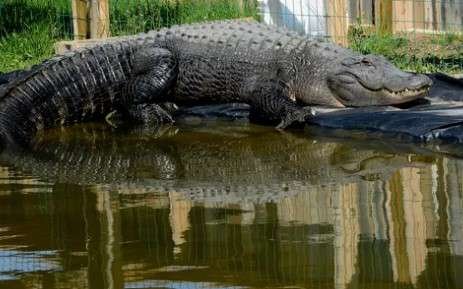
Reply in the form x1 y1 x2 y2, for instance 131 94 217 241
110 0 258 35
348 25 463 74
0 24 59 72
0 0 71 72
0 0 258 72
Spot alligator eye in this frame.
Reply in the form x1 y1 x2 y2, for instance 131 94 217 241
361 59 373 66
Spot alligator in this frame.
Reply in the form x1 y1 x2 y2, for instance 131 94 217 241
0 20 432 147
0 122 432 203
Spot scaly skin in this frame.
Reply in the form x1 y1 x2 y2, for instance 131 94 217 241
0 123 428 203
0 40 178 146
0 20 432 147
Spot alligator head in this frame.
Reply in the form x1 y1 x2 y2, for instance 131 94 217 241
325 55 432 107
297 53 432 107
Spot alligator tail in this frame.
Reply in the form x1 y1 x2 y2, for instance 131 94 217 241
0 72 9 86
0 64 58 149
0 41 143 148
0 71 23 149
0 69 27 85
0 111 25 151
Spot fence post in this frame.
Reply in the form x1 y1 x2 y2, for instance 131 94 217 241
327 0 349 46
72 0 89 40
90 0 110 38
375 0 392 34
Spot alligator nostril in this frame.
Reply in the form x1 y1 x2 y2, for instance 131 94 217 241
409 74 432 89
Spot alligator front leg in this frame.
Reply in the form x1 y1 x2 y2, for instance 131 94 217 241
246 78 315 129
106 46 178 128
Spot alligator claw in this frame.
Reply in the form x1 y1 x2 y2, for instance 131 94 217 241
161 102 179 114
105 110 125 128
276 107 315 130
129 103 175 127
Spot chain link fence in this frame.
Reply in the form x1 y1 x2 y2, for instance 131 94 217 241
0 0 461 73
259 0 463 73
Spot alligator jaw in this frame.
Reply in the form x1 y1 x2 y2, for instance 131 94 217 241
383 86 431 100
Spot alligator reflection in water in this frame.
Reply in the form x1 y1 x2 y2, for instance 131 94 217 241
0 122 461 289
0 122 433 199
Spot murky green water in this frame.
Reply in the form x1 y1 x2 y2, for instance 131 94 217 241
0 121 462 289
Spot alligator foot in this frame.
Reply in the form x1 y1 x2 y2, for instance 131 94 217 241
128 103 175 127
105 103 174 129
160 102 179 114
276 107 315 129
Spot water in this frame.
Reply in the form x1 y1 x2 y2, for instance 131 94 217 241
0 120 462 289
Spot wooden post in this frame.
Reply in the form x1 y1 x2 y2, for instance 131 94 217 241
90 0 110 38
413 0 426 30
375 0 392 35
327 0 350 46
392 0 413 32
72 0 89 40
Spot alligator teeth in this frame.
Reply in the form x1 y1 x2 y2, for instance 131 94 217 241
384 86 429 97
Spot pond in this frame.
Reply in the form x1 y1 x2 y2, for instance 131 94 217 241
0 120 461 289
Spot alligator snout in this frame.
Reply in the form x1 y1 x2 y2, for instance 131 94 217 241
385 72 432 94
406 73 433 92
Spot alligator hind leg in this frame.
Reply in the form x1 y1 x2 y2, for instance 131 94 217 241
246 78 315 129
107 46 178 128
106 103 174 128
275 107 314 129
125 46 178 104
127 103 174 126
